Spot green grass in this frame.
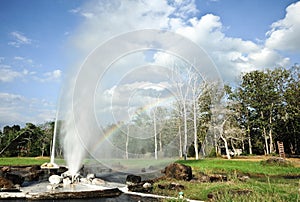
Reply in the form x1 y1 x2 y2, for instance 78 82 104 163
177 158 300 176
0 157 50 166
153 158 300 201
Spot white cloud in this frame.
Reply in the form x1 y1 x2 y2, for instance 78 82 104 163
0 65 22 82
8 31 32 47
265 1 300 52
14 56 25 60
0 93 55 128
36 69 62 82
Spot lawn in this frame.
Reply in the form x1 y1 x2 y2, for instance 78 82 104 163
152 158 300 201
0 157 50 166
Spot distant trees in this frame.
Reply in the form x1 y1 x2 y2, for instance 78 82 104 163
0 122 54 157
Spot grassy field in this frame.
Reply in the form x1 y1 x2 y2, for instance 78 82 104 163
153 158 300 201
0 157 50 166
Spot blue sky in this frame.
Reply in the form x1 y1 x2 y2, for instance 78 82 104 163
0 0 299 129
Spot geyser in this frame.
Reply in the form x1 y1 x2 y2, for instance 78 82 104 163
56 29 221 174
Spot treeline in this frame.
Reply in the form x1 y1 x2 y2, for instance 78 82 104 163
0 122 54 157
0 66 299 158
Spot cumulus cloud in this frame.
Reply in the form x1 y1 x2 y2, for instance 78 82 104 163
0 65 22 82
8 31 32 48
69 0 294 84
35 69 62 82
265 1 300 52
0 93 55 128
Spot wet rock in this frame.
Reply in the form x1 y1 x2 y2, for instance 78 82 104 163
87 173 95 181
80 178 89 183
127 182 153 193
126 174 141 185
0 176 14 189
4 171 25 185
162 163 192 181
92 178 105 185
63 178 72 185
49 175 62 184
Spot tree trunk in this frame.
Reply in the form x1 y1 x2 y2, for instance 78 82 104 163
263 127 269 155
159 132 162 152
193 101 199 160
153 112 158 160
231 138 236 156
183 104 188 160
125 126 129 159
178 125 182 158
248 126 252 154
269 103 274 153
261 111 269 155
220 135 230 159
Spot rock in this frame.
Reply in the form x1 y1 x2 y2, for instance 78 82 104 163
143 182 152 189
262 157 292 167
49 175 62 184
92 178 105 185
169 182 184 190
0 177 14 189
80 178 89 183
238 175 250 182
1 166 11 173
209 174 227 182
128 182 153 193
126 174 141 185
162 163 192 181
63 178 71 185
157 182 184 191
4 172 25 185
87 173 95 181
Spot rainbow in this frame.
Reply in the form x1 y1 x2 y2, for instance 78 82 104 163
90 95 176 154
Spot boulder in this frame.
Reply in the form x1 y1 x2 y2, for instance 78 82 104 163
126 174 141 185
0 177 14 189
4 171 25 185
162 163 192 181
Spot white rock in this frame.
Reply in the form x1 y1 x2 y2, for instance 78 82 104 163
87 173 95 180
49 175 62 184
143 182 152 189
80 178 89 183
61 171 72 178
92 178 105 185
63 178 72 185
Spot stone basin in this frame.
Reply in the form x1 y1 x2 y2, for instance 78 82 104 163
0 181 124 200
